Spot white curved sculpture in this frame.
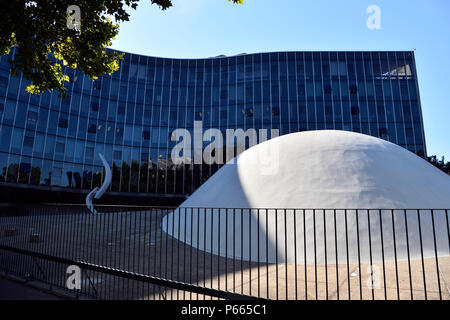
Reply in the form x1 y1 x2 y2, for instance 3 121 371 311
86 153 112 214
163 130 450 264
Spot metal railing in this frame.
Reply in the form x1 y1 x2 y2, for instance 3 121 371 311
0 205 449 300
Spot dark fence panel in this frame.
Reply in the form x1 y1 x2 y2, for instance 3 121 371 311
0 205 449 300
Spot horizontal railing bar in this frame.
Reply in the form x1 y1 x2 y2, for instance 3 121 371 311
40 203 178 209
0 244 266 301
31 205 450 211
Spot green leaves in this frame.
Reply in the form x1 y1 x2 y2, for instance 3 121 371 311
0 0 243 97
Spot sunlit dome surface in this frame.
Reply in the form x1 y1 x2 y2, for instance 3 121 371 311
163 130 450 263
181 130 450 209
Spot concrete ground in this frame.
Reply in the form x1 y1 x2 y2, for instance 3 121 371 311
145 256 450 300
0 277 61 300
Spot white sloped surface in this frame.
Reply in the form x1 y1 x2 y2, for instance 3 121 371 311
163 130 450 263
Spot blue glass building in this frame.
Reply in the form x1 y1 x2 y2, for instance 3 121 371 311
0 49 426 204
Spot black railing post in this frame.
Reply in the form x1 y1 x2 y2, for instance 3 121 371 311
226 208 229 294
284 209 288 300
294 209 298 300
324 210 328 300
367 210 374 300
378 210 387 300
203 208 206 300
334 209 339 301
249 209 252 297
183 207 187 299
266 209 269 299
430 209 442 300
344 210 350 300
240 208 243 295
257 208 260 298
391 209 400 300
190 207 194 299
276 209 279 300
403 209 413 300
218 208 221 292
203 208 207 300
303 209 307 300
211 208 214 300
417 209 427 300
355 210 362 300
313 209 317 300
233 208 236 295
196 208 200 299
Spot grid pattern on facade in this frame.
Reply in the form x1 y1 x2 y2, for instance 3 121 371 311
0 49 426 196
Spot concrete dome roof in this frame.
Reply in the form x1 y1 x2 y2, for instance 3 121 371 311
163 131 450 263
181 130 450 209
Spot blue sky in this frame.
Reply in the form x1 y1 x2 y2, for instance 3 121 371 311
111 0 450 159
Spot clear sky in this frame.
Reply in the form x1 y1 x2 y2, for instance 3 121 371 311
111 0 450 159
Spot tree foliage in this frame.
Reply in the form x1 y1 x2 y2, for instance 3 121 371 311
426 155 450 176
0 0 243 97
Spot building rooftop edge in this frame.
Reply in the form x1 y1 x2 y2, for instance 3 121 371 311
106 48 416 60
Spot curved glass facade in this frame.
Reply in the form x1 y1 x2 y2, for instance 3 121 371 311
0 49 426 198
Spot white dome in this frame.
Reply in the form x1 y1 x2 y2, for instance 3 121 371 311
183 130 450 209
163 130 450 263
